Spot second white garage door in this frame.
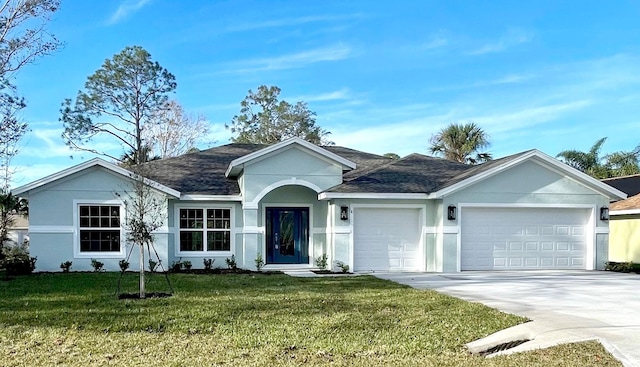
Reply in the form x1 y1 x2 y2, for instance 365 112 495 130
461 207 591 270
353 208 422 272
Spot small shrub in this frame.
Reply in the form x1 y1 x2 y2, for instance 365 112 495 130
335 261 350 273
2 243 36 275
90 259 104 272
225 255 237 271
183 260 192 271
119 259 130 272
605 261 634 273
170 260 183 273
203 258 215 271
60 261 73 273
255 253 264 272
315 253 328 270
148 259 157 272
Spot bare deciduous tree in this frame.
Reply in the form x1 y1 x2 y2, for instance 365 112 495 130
144 100 211 158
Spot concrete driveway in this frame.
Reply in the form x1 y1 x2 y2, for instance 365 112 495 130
374 271 640 367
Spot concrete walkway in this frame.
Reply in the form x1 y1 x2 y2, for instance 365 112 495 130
374 271 640 367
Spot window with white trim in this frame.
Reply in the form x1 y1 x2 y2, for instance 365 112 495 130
179 208 231 252
79 205 122 252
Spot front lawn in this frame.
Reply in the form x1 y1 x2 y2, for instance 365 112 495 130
0 272 621 366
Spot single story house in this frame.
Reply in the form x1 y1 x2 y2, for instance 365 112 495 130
13 137 625 272
2 214 29 247
608 192 640 263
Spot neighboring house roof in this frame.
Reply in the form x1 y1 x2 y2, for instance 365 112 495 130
12 158 181 198
611 193 640 213
602 174 640 197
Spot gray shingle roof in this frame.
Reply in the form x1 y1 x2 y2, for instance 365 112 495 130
140 142 525 196
142 144 264 195
140 143 395 195
326 153 472 193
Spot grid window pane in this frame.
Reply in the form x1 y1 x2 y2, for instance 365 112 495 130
79 205 121 253
79 205 120 229
207 231 230 251
206 209 230 229
80 230 120 252
180 231 203 251
180 209 203 229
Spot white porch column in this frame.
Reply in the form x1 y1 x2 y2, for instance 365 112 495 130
242 207 259 270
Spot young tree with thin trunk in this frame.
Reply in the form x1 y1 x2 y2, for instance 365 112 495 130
61 46 176 298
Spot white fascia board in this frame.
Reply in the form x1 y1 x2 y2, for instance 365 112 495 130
429 150 627 200
318 192 430 200
225 137 356 178
12 157 180 198
610 209 640 216
180 194 243 201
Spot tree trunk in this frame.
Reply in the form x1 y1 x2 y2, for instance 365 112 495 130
139 243 145 298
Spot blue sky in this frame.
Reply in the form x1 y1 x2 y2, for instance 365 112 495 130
9 0 640 187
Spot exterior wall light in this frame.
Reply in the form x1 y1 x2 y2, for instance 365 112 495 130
340 206 349 221
447 205 457 220
600 206 609 221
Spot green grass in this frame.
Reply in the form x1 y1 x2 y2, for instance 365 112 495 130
0 272 621 366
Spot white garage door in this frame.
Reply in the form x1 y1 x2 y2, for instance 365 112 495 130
353 208 422 271
461 207 591 270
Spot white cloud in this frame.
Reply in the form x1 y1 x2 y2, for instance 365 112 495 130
107 0 152 25
467 28 533 55
292 88 352 102
422 35 448 50
228 44 352 73
472 100 593 133
227 14 364 33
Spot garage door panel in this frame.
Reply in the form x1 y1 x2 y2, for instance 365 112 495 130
353 208 421 272
461 208 590 270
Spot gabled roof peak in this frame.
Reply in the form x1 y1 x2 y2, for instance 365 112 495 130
12 158 181 198
225 137 356 178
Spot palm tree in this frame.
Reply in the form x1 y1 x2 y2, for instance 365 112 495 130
556 137 608 178
119 145 160 168
604 150 640 177
429 122 492 164
556 137 640 179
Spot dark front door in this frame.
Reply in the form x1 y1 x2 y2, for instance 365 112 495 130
266 207 309 264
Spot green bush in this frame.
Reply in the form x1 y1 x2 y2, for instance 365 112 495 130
60 261 73 272
119 259 130 272
604 261 635 273
203 258 215 271
90 259 104 272
315 253 328 270
2 243 36 275
183 260 192 271
254 253 264 272
225 255 237 271
335 261 350 273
